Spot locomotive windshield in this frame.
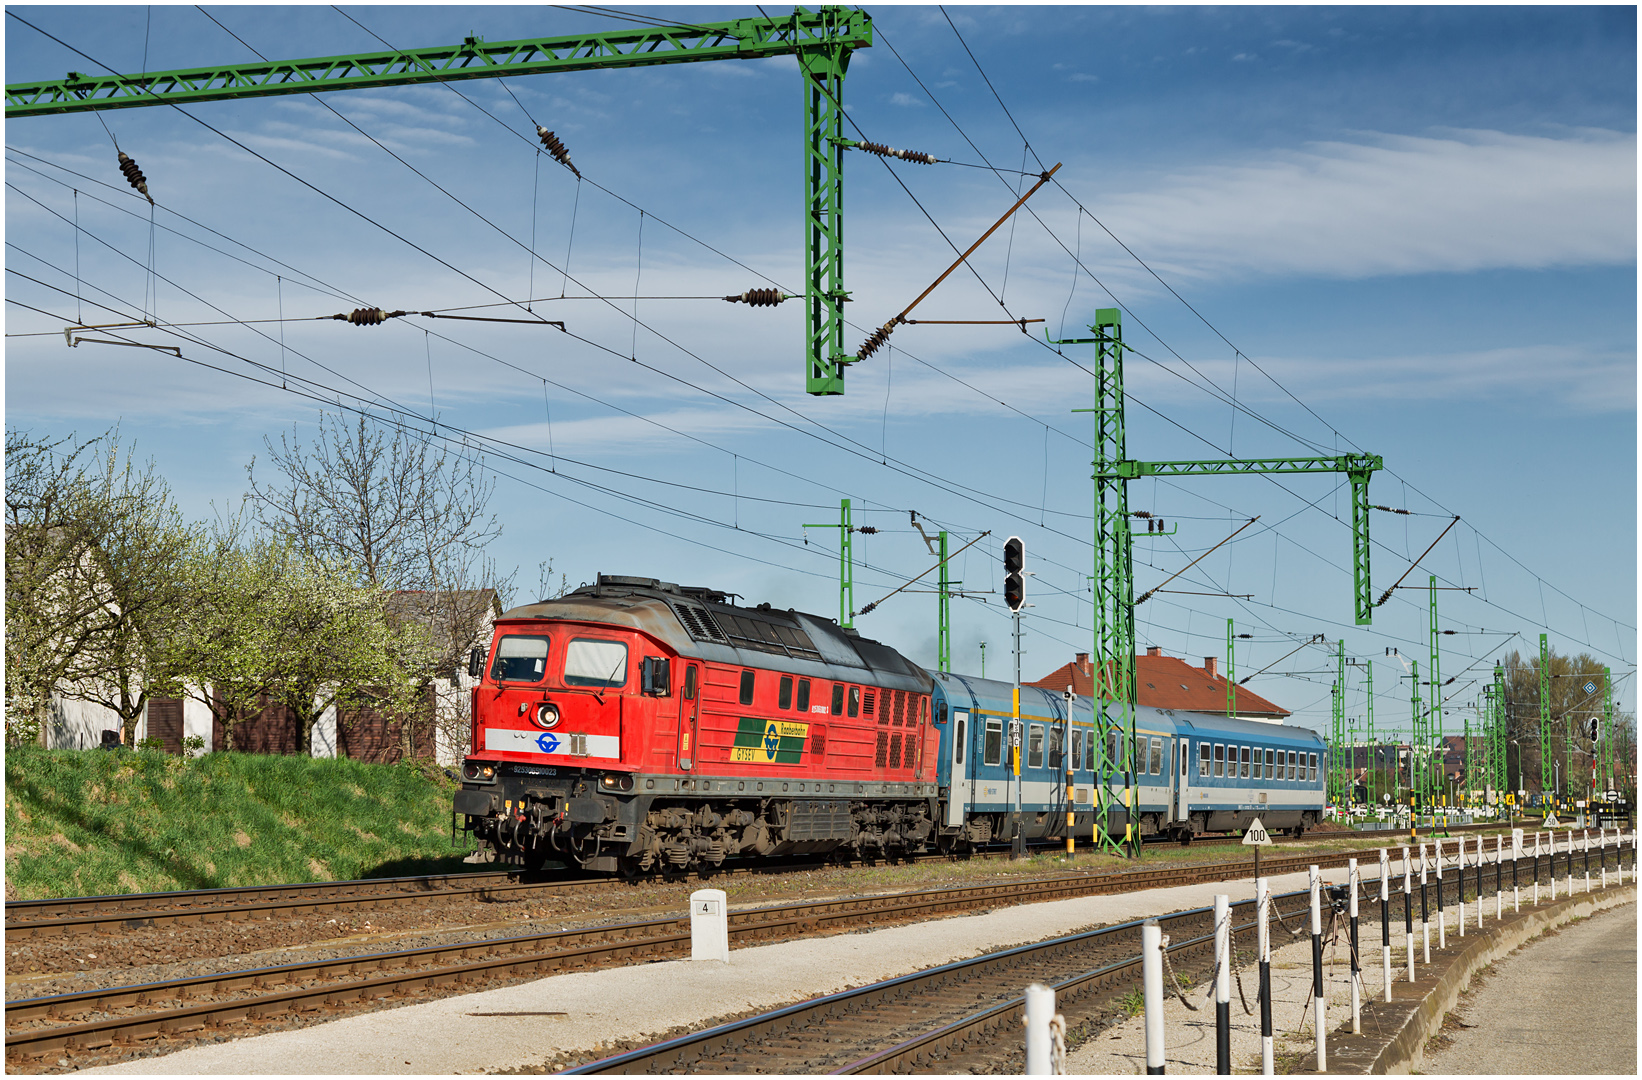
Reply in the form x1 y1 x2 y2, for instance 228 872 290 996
490 635 549 683
564 638 629 688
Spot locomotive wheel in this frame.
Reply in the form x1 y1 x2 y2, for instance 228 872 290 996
521 847 550 873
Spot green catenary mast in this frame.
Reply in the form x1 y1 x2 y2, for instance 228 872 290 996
6 7 873 396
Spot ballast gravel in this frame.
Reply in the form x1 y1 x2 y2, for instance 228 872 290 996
80 866 1335 1074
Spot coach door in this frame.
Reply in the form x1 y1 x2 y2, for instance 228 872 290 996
1176 737 1191 823
946 709 970 826
677 664 701 771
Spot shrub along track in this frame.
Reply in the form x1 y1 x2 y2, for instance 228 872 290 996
7 829 1603 1074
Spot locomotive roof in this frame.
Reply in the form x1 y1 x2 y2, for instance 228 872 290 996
498 574 931 692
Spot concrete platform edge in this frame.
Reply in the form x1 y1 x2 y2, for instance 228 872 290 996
1293 883 1636 1075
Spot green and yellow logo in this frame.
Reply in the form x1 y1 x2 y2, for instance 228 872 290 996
731 717 808 765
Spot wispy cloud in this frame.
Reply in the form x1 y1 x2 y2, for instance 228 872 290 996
1080 129 1637 280
889 92 924 108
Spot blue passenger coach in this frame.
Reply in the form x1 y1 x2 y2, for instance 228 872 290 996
927 670 1326 848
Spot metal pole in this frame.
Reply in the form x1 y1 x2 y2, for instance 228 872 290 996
1402 845 1416 982
1012 609 1025 859
1309 865 1326 1071
1379 848 1392 1002
1142 919 1166 1075
1567 828 1574 895
1024 983 1054 1075
1065 687 1076 856
1215 893 1231 1075
1583 829 1590 893
1349 858 1361 1034
1258 876 1274 1075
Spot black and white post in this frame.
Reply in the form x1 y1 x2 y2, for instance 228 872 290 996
1142 918 1165 1075
1434 836 1447 948
1402 844 1416 982
1215 893 1231 1075
1379 847 1392 1002
1310 864 1326 1071
1258 876 1274 1075
1349 858 1361 1034
1419 842 1431 964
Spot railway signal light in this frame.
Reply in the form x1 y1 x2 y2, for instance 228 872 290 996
1003 536 1025 611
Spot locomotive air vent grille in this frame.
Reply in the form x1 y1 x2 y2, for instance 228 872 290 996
672 603 730 645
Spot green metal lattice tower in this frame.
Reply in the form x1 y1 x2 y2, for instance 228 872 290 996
1330 639 1346 807
1409 659 1428 811
1428 576 1444 805
803 498 857 628
1539 633 1554 802
1600 666 1614 799
6 7 874 396
936 531 952 673
1490 663 1507 805
1054 310 1384 856
1226 620 1237 719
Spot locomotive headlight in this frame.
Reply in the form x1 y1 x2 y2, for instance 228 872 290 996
463 762 498 783
532 702 561 729
601 774 634 792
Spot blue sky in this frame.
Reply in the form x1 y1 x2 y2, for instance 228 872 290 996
6 5 1636 740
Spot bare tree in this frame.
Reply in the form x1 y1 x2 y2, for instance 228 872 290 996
246 413 501 592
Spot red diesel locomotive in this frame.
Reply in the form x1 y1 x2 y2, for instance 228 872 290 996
454 575 938 874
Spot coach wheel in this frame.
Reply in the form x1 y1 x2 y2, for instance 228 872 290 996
1290 824 1305 839
1177 828 1194 847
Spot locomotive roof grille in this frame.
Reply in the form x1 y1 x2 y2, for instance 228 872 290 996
672 600 822 661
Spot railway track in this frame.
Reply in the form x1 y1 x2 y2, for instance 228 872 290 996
4 818 1535 940
7 835 1618 1067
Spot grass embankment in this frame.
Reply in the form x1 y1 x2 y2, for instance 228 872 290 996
4 746 469 901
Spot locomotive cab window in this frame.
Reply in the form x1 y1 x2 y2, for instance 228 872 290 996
489 635 549 683
564 639 628 688
739 669 756 705
796 678 811 712
779 675 793 710
984 717 1003 766
831 683 845 716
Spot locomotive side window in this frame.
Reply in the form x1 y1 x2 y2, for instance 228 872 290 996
779 675 793 710
831 683 845 715
739 669 756 705
1265 747 1274 779
1213 744 1224 778
1028 724 1044 769
1200 743 1211 778
489 635 549 683
796 679 811 712
983 717 1003 765
684 666 698 700
848 686 860 717
564 638 628 688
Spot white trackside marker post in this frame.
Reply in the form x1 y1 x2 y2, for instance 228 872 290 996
1583 830 1591 893
1495 836 1503 920
1258 877 1274 1075
1379 848 1392 1003
1025 983 1054 1075
1142 919 1166 1075
1349 859 1361 1034
689 888 729 962
1600 829 1608 888
1535 832 1543 904
1512 828 1524 912
1420 843 1431 962
1309 866 1326 1072
1214 894 1231 1075
1567 829 1575 896
1402 845 1416 983
1456 838 1465 937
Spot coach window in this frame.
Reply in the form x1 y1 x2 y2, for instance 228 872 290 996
1264 747 1274 780
831 683 844 716
1109 731 1123 771
739 669 756 706
489 635 549 683
1071 730 1083 773
778 675 793 710
848 686 861 717
1048 726 1063 769
1241 746 1251 779
1287 750 1296 781
796 679 811 712
955 715 967 764
564 639 628 688
1309 753 1318 782
1028 724 1045 769
1086 731 1098 771
1149 737 1162 775
1213 743 1225 778
984 717 1003 765
1199 743 1211 778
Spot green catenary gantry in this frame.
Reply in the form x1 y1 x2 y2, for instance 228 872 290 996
6 7 873 396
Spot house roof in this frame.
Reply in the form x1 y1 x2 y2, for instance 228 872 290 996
1028 648 1291 718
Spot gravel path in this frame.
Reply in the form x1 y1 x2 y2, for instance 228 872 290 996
1422 900 1636 1075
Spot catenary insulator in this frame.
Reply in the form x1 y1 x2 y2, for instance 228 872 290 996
856 320 897 361
117 151 153 204
724 288 785 307
856 140 938 165
536 127 581 179
330 308 409 326
855 526 878 535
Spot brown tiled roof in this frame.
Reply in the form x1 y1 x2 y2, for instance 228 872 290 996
1028 648 1290 718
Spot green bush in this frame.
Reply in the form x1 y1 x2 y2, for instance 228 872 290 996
4 746 468 900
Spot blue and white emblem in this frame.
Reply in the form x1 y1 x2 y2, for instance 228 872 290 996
535 731 561 754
